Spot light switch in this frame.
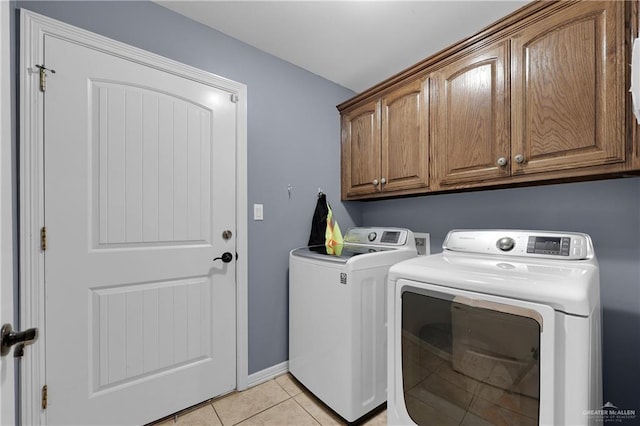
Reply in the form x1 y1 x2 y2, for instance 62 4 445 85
253 203 264 221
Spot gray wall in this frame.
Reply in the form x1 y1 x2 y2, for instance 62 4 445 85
361 177 640 413
11 0 640 417
12 0 360 374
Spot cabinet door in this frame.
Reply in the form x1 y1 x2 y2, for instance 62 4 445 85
511 1 625 175
431 41 510 186
341 100 381 198
381 78 429 193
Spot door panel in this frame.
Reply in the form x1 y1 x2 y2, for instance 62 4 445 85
341 100 381 197
381 78 429 192
432 42 510 186
44 35 236 425
92 82 213 246
91 278 212 391
511 1 625 174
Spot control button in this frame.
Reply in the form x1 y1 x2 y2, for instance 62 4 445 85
367 232 377 242
496 237 515 252
573 238 583 246
560 237 570 256
526 236 535 253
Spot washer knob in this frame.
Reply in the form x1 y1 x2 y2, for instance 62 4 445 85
368 232 377 242
497 237 515 252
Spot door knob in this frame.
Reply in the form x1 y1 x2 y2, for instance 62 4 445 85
213 252 234 263
1 323 38 357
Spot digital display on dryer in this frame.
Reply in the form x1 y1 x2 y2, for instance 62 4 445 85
527 236 570 256
535 237 560 252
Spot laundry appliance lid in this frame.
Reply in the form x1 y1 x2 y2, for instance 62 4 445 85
291 244 393 264
290 227 416 264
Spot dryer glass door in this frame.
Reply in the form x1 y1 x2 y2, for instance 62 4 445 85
400 287 543 425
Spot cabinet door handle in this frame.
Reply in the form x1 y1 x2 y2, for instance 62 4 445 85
514 154 525 164
372 179 379 186
497 157 508 167
380 177 387 185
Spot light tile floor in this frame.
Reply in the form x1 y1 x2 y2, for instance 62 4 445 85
150 373 386 426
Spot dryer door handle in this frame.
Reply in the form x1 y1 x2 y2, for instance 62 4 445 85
452 295 543 330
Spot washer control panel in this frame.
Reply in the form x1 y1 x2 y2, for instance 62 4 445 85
444 230 593 260
344 227 412 247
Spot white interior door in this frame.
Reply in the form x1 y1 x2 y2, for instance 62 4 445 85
1 2 16 424
42 34 237 425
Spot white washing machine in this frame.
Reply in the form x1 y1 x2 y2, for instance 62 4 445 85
289 227 426 423
387 230 602 426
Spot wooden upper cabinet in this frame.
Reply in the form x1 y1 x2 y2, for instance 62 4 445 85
341 100 381 198
381 78 429 193
338 0 632 199
431 41 510 187
341 78 429 199
511 1 625 175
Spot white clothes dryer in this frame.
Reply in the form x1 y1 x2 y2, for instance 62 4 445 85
289 227 426 423
387 230 602 426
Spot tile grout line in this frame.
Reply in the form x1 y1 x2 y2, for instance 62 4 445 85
289 394 325 426
209 401 224 426
229 397 296 426
224 377 296 426
273 376 324 426
273 375 326 426
277 375 331 426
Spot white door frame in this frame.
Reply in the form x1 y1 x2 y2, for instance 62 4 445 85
19 9 248 424
1 1 16 424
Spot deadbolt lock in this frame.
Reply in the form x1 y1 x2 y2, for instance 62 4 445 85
222 230 233 240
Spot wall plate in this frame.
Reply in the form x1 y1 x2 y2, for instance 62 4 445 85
414 232 431 256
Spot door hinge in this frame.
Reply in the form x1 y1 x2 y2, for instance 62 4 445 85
40 226 47 251
41 385 48 410
230 93 239 103
34 64 56 93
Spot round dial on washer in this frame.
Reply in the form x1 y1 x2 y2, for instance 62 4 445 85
497 237 515 252
368 232 377 242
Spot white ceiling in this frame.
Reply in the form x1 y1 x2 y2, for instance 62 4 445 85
155 1 528 93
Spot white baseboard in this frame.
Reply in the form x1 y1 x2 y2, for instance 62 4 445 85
246 361 289 388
